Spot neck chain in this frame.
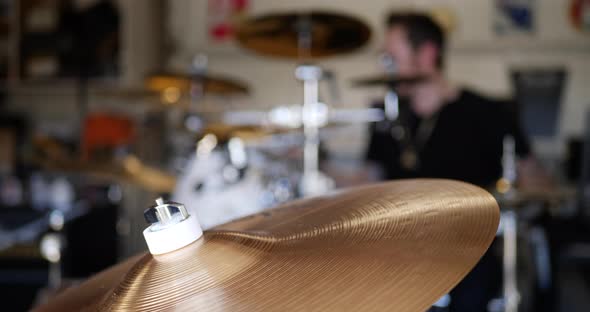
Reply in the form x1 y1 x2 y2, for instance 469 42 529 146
396 113 439 171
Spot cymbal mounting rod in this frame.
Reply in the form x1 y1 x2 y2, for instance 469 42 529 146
296 64 334 196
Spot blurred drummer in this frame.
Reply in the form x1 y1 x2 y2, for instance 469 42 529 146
366 12 549 190
365 12 550 312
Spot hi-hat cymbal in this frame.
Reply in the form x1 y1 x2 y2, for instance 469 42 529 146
201 123 292 142
352 74 428 88
95 73 249 101
493 186 576 207
35 155 176 193
35 179 499 312
235 12 371 59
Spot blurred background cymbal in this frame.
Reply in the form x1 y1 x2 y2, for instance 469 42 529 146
145 72 249 95
94 72 249 106
33 155 176 193
235 11 371 59
351 74 428 88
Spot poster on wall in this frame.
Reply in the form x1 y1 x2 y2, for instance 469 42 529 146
207 0 249 43
569 0 590 33
493 0 535 35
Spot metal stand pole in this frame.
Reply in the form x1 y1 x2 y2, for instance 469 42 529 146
503 210 520 312
303 69 319 179
295 65 333 197
40 232 64 290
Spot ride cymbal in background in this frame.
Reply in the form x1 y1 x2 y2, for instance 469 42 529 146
235 11 371 59
35 179 499 312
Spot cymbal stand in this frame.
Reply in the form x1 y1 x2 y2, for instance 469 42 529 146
501 210 519 312
190 54 208 109
182 54 208 133
40 231 64 290
293 14 333 197
490 136 520 312
502 136 520 312
295 64 334 197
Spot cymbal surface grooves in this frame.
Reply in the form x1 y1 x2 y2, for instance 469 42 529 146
35 179 499 312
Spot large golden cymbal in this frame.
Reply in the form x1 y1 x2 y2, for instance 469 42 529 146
235 11 371 59
94 73 249 103
34 179 499 312
146 72 249 96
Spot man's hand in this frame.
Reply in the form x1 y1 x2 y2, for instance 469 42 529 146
517 156 554 193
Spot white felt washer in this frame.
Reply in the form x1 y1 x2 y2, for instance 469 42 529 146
143 214 203 255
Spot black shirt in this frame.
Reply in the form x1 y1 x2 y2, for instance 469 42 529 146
366 89 531 187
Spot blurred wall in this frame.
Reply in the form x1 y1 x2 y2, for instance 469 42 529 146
167 0 590 159
4 1 588 161
4 0 163 136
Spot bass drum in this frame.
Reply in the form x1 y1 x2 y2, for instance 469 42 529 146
173 149 297 230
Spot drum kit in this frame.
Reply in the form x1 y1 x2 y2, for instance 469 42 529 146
28 10 576 312
164 11 403 229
